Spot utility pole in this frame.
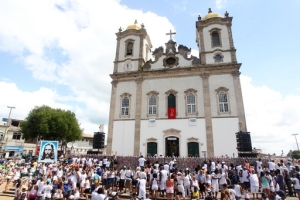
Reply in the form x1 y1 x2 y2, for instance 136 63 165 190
4 106 16 138
292 133 299 151
1 106 16 157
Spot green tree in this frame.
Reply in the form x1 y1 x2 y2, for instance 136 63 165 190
20 105 82 144
291 150 300 159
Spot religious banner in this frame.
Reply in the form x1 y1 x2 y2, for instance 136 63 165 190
168 107 176 119
38 141 58 163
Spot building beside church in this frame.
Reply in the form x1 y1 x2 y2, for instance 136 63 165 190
106 9 247 157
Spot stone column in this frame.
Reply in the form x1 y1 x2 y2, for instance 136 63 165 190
232 71 247 131
226 23 237 63
133 78 143 156
200 73 214 157
198 27 206 65
114 38 121 72
106 80 118 155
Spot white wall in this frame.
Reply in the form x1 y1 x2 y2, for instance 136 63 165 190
212 118 239 156
139 118 207 156
112 120 136 155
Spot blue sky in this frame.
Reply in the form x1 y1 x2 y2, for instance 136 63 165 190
0 0 299 155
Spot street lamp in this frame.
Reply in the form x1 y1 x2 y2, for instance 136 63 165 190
1 106 16 157
292 134 299 151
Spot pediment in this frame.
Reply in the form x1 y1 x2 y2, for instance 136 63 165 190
147 137 157 142
187 137 199 142
163 128 181 137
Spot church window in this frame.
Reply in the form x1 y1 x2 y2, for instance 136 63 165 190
214 53 223 62
212 32 220 46
168 94 176 119
121 97 129 115
184 88 198 116
187 93 196 114
127 42 133 55
148 95 157 115
218 91 229 112
209 28 222 48
165 89 178 119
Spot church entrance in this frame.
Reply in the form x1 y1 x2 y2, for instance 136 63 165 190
165 137 179 157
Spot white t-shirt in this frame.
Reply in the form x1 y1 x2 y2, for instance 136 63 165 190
37 181 44 196
210 162 216 172
42 184 53 198
256 160 262 171
138 157 146 166
291 178 300 189
268 161 275 171
249 174 259 187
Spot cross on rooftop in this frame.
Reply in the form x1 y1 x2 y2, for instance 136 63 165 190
166 30 176 40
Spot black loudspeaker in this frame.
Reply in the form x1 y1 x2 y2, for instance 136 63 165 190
235 131 252 152
93 132 105 149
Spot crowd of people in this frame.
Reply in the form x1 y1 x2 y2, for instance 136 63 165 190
0 154 300 200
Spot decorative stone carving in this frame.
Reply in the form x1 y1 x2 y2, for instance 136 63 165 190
187 137 199 142
152 46 164 61
178 45 191 59
147 137 157 142
215 87 229 93
165 40 177 54
191 56 200 65
163 128 181 137
163 54 179 68
165 89 178 95
143 59 152 70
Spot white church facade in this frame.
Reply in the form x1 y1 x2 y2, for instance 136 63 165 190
106 9 247 157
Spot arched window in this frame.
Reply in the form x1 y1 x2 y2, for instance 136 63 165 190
148 95 157 115
127 42 133 55
212 32 220 46
218 91 229 112
187 93 196 114
121 97 129 115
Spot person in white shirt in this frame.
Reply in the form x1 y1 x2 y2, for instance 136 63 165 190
268 160 276 171
291 175 300 199
249 170 259 199
36 179 44 200
42 179 53 200
138 155 146 167
209 160 216 173
138 177 147 199
176 172 185 198
256 158 262 172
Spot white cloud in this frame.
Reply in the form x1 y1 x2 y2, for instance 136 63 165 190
241 75 300 155
0 0 175 134
216 0 227 9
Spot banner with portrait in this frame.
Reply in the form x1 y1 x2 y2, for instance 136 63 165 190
38 141 58 163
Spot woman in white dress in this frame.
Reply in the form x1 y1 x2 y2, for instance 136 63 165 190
151 172 159 199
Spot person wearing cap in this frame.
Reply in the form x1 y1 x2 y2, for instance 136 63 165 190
176 171 185 198
42 178 53 200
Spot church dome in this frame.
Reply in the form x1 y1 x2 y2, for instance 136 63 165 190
126 20 141 30
201 9 223 21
